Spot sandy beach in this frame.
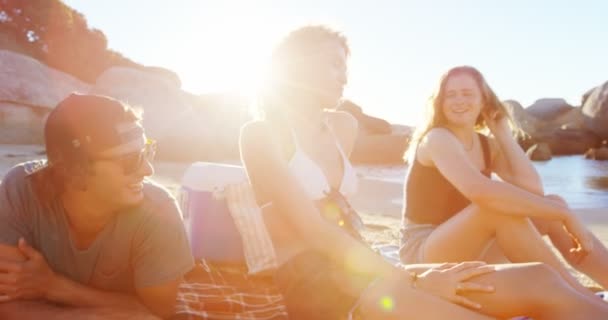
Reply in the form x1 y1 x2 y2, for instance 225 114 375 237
1 144 606 288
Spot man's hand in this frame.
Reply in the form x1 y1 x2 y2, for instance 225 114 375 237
0 238 57 302
0 244 26 263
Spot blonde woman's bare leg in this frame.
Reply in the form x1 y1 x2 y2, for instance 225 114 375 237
357 274 495 320
540 218 608 289
403 262 608 320
422 205 594 298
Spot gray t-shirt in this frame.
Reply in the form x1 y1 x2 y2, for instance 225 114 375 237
0 161 194 293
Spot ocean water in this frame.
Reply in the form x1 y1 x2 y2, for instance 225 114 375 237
357 156 608 209
534 156 608 209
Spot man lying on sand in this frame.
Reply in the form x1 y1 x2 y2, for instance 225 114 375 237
0 94 194 319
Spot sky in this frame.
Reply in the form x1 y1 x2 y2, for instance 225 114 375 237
63 0 608 126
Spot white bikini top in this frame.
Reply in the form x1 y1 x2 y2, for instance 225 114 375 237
286 120 358 200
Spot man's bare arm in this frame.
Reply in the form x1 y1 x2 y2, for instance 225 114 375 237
0 300 159 320
0 239 173 318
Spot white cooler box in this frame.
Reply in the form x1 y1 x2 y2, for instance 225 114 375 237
179 162 247 262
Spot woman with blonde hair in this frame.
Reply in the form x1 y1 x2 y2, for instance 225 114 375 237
241 27 608 319
400 65 608 300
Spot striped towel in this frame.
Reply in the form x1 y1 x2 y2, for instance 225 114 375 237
173 260 288 320
224 182 278 275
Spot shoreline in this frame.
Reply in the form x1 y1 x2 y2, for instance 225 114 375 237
1 144 606 222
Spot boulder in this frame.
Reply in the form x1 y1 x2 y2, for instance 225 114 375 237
0 50 91 144
143 66 182 88
334 99 413 164
584 142 608 160
517 126 600 156
582 86 596 106
516 135 538 154
337 99 392 135
526 98 573 120
505 99 597 155
0 50 91 107
542 128 601 155
0 101 48 144
581 81 608 140
526 143 552 161
541 107 585 131
92 67 249 161
391 124 414 136
503 100 539 136
350 133 410 164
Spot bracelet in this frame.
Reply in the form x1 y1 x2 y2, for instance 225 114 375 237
409 271 419 289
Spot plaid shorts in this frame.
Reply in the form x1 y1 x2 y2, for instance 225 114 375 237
172 260 288 320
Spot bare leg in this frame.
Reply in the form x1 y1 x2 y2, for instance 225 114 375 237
357 273 495 320
479 240 509 264
422 204 594 298
541 218 608 289
0 300 160 320
404 263 608 320
508 176 608 289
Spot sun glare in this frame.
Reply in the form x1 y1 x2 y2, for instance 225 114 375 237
177 6 281 100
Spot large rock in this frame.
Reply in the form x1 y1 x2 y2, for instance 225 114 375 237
505 99 596 155
519 127 600 156
143 66 182 88
581 86 596 106
337 99 392 135
350 133 410 164
526 143 552 161
0 50 91 143
0 50 91 106
582 81 608 140
584 145 608 160
526 98 573 120
92 67 249 161
542 128 601 155
0 102 48 144
503 100 539 136
336 100 413 164
541 107 585 131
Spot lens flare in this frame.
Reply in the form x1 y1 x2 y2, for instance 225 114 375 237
322 202 341 222
379 295 394 312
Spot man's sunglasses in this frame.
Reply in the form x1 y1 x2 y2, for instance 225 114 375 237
94 139 157 175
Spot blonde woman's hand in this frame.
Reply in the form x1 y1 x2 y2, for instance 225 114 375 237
563 213 594 257
545 194 594 257
415 261 496 310
482 109 511 138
